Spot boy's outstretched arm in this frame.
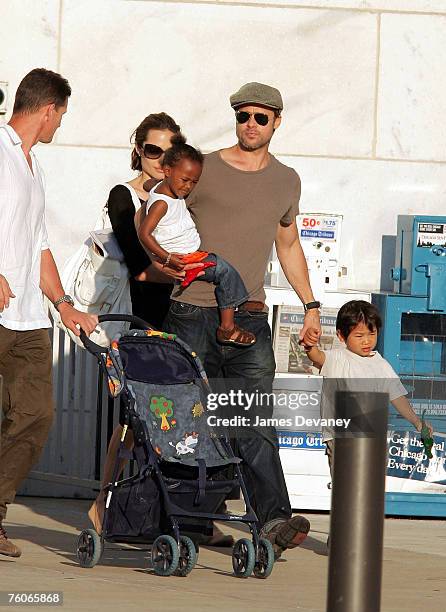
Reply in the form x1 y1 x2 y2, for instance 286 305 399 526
391 396 433 435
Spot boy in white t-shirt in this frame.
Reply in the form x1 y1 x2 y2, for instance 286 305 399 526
302 300 433 471
138 138 256 346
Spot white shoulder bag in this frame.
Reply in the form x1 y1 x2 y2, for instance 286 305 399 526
51 183 143 348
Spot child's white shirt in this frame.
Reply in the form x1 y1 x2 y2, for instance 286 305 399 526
146 185 201 254
320 347 407 442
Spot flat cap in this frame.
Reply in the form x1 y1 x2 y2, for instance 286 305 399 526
230 82 283 111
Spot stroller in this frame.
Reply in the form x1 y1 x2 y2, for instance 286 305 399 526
76 314 275 578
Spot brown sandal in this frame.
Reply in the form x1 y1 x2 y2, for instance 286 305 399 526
216 324 256 347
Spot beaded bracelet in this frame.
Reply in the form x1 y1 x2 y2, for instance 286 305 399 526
163 253 172 267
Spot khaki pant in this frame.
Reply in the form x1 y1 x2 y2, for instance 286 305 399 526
0 326 53 521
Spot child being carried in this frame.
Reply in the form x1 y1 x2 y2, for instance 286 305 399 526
137 136 255 347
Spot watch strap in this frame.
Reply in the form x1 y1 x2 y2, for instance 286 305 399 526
54 294 74 311
304 300 321 312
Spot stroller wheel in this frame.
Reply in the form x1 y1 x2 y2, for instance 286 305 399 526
175 536 197 577
253 538 274 579
151 535 179 576
76 529 103 568
232 538 255 578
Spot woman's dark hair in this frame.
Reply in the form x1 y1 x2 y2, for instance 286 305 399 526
13 68 71 114
336 300 382 340
162 138 204 168
130 112 183 171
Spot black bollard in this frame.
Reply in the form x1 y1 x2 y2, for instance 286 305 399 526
326 390 389 612
0 375 2 452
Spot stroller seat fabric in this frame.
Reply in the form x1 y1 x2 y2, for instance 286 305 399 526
105 329 236 468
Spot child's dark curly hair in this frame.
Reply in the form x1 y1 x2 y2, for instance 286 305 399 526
162 135 204 168
336 300 382 340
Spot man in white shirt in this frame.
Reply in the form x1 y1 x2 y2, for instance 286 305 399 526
0 68 97 558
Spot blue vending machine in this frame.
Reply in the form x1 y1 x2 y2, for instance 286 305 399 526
372 215 446 516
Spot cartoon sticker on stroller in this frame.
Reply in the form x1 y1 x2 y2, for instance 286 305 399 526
169 432 199 455
150 396 176 431
192 402 204 418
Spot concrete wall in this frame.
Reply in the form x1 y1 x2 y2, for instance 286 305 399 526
1 0 445 290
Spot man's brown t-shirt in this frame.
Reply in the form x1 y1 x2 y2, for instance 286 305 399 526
172 151 301 306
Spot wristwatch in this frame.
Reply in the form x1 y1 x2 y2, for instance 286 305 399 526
53 294 75 311
303 300 321 312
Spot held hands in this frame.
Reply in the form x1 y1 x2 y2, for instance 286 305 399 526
299 308 322 344
0 275 15 312
58 303 98 337
300 327 320 350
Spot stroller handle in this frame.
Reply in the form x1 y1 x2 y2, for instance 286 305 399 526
79 313 155 355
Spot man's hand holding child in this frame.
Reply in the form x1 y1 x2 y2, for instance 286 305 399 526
301 327 320 350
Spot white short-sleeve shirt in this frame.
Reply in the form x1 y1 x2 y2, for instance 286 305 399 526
146 185 201 254
320 347 407 441
0 125 51 330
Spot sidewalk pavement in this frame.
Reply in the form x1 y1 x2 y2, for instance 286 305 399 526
1 497 444 612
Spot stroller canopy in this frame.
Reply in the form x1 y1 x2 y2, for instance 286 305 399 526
105 330 237 468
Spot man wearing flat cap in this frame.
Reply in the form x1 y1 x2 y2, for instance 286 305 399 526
158 81 321 557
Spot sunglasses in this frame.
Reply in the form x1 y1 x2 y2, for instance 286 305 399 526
235 111 270 126
142 143 165 159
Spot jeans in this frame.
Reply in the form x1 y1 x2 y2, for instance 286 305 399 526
195 253 249 309
163 302 292 527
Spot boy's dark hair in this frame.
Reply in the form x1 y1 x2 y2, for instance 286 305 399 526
131 113 183 171
336 300 382 339
162 138 204 168
13 68 71 115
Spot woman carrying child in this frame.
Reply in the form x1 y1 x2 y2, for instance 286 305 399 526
88 113 182 533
